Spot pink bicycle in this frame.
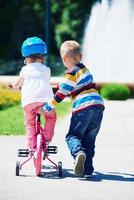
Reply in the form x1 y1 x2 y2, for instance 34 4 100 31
16 113 62 177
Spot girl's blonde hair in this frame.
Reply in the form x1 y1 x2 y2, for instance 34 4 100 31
28 54 44 62
24 54 44 64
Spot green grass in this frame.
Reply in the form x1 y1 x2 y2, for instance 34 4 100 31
0 100 72 135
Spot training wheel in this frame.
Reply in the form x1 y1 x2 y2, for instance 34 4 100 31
16 161 20 176
58 161 62 177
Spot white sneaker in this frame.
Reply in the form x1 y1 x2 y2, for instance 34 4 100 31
74 151 86 176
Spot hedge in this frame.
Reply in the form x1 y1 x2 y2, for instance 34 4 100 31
100 83 131 100
0 85 21 110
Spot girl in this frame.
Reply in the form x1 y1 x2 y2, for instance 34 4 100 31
10 37 56 149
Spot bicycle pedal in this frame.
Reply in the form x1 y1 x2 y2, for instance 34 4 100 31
47 146 58 154
17 149 29 157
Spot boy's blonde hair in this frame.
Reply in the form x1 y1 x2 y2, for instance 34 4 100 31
60 40 81 60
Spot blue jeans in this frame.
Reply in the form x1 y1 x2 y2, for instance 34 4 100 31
66 106 104 174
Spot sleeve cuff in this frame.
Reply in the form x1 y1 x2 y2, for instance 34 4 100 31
43 103 53 112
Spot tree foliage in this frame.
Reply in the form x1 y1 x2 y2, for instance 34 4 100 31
0 0 99 74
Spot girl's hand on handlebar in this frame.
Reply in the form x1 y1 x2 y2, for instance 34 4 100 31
8 83 13 88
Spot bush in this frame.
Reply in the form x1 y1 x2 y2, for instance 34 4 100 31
0 87 21 110
100 83 131 100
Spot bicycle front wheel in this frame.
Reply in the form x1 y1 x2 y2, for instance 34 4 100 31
33 134 42 176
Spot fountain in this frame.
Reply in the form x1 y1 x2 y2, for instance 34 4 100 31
82 0 134 83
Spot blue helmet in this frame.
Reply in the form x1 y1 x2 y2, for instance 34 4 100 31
21 37 47 57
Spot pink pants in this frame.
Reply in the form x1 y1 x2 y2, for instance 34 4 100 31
23 102 57 148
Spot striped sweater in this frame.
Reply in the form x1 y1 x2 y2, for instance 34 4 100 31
44 63 104 113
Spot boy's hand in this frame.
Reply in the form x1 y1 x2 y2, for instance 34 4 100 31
38 107 45 115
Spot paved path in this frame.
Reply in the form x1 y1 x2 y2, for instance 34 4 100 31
0 100 134 200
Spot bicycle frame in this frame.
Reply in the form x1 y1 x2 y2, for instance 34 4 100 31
36 114 58 170
17 113 60 176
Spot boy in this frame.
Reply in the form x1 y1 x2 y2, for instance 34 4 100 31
41 40 104 178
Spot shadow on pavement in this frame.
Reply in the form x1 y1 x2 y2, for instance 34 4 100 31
17 169 134 182
38 168 76 179
79 171 134 182
38 170 134 181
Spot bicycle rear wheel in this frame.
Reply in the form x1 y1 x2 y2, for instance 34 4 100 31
33 134 42 176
